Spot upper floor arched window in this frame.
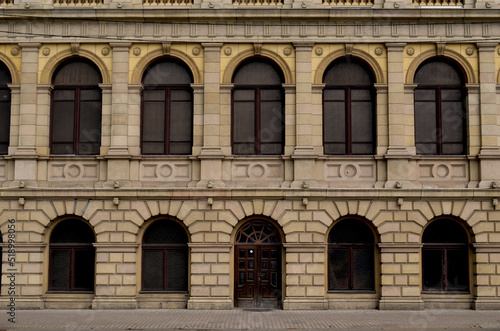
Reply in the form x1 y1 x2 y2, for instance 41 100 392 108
414 58 466 155
323 57 376 155
51 58 102 155
232 58 285 155
0 62 12 155
49 218 95 292
141 58 193 155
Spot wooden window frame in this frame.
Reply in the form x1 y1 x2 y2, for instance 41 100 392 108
141 244 188 293
48 243 95 292
322 86 375 155
140 85 193 155
0 86 11 155
328 243 375 292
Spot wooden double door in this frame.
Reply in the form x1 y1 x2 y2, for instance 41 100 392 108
235 245 281 308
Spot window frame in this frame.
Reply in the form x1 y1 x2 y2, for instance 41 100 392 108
0 63 12 155
231 59 285 156
141 220 189 293
327 218 376 293
48 220 95 293
322 57 376 156
414 59 467 156
50 58 102 156
140 58 194 156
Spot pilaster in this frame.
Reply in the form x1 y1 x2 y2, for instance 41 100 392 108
384 43 412 188
13 43 40 184
472 243 500 310
476 43 500 188
197 43 224 188
292 43 318 188
107 43 132 157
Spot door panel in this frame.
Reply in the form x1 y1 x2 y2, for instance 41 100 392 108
236 245 281 308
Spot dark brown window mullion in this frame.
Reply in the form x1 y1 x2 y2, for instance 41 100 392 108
436 88 443 155
165 88 171 155
69 247 76 290
163 248 168 291
74 88 81 155
346 88 352 155
347 246 353 290
255 88 261 155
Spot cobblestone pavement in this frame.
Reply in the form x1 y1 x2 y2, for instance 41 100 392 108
1 309 500 331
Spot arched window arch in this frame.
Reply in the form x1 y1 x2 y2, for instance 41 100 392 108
414 58 466 155
232 58 285 155
422 217 469 293
141 58 193 155
0 62 12 155
51 58 102 155
142 219 188 292
328 218 376 291
49 219 95 292
323 57 376 155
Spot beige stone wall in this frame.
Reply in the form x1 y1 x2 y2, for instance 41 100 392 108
1 10 500 310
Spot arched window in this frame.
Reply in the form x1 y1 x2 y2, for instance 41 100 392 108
232 59 285 155
422 218 469 292
414 58 466 155
0 62 12 155
51 58 102 155
328 218 375 291
323 57 375 155
142 58 193 155
49 219 95 292
142 220 188 292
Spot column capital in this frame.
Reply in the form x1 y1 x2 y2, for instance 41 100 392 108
201 43 223 50
293 42 315 50
385 43 407 51
18 42 41 50
109 42 132 50
476 42 498 51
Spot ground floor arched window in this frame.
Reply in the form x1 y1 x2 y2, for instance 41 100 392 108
141 219 188 292
49 218 95 292
422 217 469 293
328 218 376 291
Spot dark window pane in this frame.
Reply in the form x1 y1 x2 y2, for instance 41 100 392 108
53 59 102 85
143 250 163 290
50 249 70 289
79 90 102 155
423 219 468 244
329 249 349 290
74 249 95 290
329 219 374 244
143 60 192 85
166 249 188 291
233 61 283 85
447 248 469 291
353 248 374 290
415 60 464 86
169 89 193 155
324 58 374 86
423 248 444 290
143 221 188 244
51 219 95 243
0 89 11 155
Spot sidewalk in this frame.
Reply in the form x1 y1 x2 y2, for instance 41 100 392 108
1 309 500 331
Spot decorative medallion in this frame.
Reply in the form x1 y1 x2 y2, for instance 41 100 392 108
406 47 415 56
192 47 201 56
101 47 110 56
283 47 292 56
374 47 383 56
224 47 232 56
10 47 20 56
465 47 474 56
42 47 51 56
314 47 323 56
133 47 141 56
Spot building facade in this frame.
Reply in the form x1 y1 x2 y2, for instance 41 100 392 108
0 0 500 311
